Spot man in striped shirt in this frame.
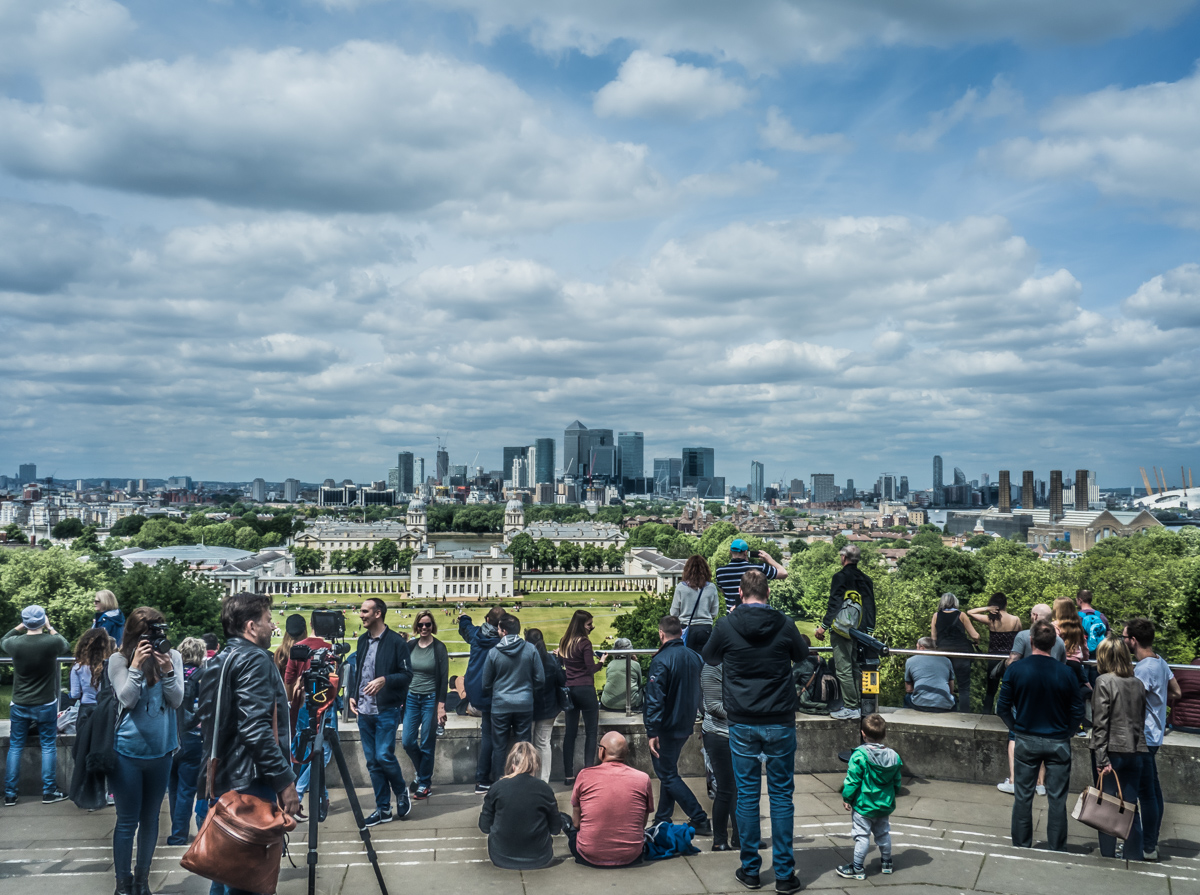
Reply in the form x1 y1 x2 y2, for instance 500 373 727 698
714 539 787 612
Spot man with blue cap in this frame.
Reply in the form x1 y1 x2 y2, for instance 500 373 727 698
3 605 70 805
714 539 787 613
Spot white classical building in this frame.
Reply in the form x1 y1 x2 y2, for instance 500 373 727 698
501 499 627 549
292 510 426 573
410 543 514 600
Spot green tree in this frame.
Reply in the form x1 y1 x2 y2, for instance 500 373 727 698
132 518 197 549
111 561 223 643
329 549 347 573
234 527 262 552
612 591 673 672
896 545 986 600
557 541 580 571
536 538 557 570
293 546 323 575
508 533 536 571
52 518 86 540
697 521 738 557
910 529 942 549
0 546 109 639
964 534 992 550
603 544 624 572
204 522 238 547
347 548 372 574
261 532 284 548
788 538 808 554
371 538 401 573
70 526 104 555
109 515 146 538
3 523 28 544
396 547 415 572
580 544 602 572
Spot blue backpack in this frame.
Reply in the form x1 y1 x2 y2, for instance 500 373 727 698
1079 610 1108 653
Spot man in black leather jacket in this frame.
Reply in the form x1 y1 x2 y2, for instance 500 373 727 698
197 592 299 839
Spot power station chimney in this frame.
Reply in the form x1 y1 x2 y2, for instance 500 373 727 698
998 471 1011 513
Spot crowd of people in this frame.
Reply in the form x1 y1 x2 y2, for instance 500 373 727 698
2 542 1199 893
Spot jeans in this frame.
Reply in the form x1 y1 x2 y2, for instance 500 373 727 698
401 694 438 788
851 812 891 869
1011 735 1071 849
903 694 953 713
357 706 408 812
490 708 533 784
208 783 279 895
167 735 203 844
1138 747 1164 852
983 660 1004 714
652 732 706 824
1098 752 1143 860
703 731 735 845
950 658 973 712
476 708 494 785
111 752 172 878
730 723 796 880
531 717 557 783
831 635 859 710
5 701 58 797
562 685 599 778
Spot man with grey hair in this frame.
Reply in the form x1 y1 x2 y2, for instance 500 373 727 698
903 638 955 712
815 545 876 721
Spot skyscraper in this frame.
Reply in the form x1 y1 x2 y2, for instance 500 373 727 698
682 447 717 497
810 474 837 504
932 455 943 505
251 478 266 502
899 476 908 498
534 437 555 484
436 448 449 482
503 447 526 483
564 421 589 478
416 457 425 484
283 478 300 502
749 461 765 502
1021 470 1034 509
1050 470 1064 519
18 463 36 485
397 452 415 494
878 473 898 501
953 467 967 486
999 470 1011 512
1075 469 1090 511
653 458 672 494
617 432 644 480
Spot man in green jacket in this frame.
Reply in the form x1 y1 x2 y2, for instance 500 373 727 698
837 713 902 880
3 605 71 805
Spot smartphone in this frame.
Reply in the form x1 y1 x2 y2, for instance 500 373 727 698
749 549 760 558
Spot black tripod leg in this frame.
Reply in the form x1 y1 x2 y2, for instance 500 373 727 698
328 730 389 895
308 723 323 895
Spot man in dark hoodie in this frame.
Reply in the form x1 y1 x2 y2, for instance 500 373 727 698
482 614 544 785
815 544 876 721
704 571 808 894
459 606 504 793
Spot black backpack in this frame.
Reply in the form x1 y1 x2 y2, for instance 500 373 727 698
794 656 840 715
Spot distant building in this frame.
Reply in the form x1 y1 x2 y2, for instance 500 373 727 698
749 461 765 502
1049 470 1064 519
653 458 682 495
293 520 423 573
436 448 449 482
167 476 193 490
18 463 36 486
999 470 1011 512
932 455 944 505
534 437 555 484
682 447 718 498
396 452 415 494
618 432 644 480
283 478 301 502
251 478 266 502
1075 470 1090 512
810 473 837 504
1027 508 1160 551
410 543 513 600
899 476 908 498
1021 470 1034 509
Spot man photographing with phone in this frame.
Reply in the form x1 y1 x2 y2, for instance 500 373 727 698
714 539 787 612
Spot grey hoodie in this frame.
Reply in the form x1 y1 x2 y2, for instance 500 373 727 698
482 634 545 711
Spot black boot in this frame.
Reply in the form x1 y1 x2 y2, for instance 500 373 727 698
114 875 133 895
133 868 154 895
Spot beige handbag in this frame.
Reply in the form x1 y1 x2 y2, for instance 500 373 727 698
1071 767 1137 841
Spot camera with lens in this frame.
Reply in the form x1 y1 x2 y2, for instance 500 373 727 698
290 642 349 678
142 621 171 654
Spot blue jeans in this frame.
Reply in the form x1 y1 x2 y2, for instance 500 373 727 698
903 694 953 713
5 700 58 797
167 735 203 844
1098 752 1143 860
730 723 796 880
652 733 706 824
357 706 408 812
111 752 172 877
1138 747 1163 852
401 694 438 788
207 783 279 895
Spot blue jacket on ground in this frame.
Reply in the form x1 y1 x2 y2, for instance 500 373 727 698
459 615 501 712
997 654 1086 740
644 638 703 739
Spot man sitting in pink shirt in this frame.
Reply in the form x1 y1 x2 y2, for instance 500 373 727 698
563 731 653 867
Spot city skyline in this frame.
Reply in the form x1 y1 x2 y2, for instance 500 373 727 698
3 3 1199 488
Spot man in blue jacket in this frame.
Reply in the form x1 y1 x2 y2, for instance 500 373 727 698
645 615 711 836
349 598 412 825
459 606 503 793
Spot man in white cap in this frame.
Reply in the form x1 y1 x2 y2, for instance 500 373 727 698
3 605 70 805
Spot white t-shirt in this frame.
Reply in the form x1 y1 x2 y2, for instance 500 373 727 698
1135 655 1175 748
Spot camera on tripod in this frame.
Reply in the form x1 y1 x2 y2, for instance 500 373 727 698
290 642 350 679
142 621 171 654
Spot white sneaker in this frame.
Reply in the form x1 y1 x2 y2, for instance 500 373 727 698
997 779 1015 794
830 708 862 721
1036 784 1046 796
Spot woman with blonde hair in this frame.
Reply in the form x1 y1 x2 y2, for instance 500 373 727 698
478 742 562 869
670 555 719 654
1091 635 1147 860
92 589 125 644
558 609 601 784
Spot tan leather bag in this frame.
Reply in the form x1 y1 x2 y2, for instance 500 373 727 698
1071 766 1137 841
181 657 297 894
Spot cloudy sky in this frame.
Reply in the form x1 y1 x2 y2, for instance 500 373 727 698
3 0 1200 491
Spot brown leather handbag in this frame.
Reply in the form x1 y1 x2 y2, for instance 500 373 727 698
1071 766 1137 841
181 657 296 894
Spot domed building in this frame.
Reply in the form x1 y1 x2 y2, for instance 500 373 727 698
503 498 525 542
406 498 428 542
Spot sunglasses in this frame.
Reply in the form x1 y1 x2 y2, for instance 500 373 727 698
416 621 433 629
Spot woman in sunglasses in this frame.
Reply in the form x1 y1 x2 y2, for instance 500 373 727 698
402 610 449 800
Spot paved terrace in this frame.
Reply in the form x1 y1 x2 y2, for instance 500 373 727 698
3 770 1200 895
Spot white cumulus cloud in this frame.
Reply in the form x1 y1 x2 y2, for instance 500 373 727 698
593 51 751 120
759 107 852 153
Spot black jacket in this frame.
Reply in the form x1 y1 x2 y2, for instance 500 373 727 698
347 627 412 710
644 639 703 739
196 637 295 797
532 652 566 722
704 603 808 726
821 564 876 634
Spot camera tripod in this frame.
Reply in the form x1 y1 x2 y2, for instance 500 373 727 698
297 672 389 895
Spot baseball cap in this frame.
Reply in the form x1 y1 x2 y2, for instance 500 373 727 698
730 538 750 553
21 605 47 629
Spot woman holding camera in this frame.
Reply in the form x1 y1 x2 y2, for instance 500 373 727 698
108 607 183 895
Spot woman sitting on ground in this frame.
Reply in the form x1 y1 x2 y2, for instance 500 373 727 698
600 638 643 712
479 742 562 870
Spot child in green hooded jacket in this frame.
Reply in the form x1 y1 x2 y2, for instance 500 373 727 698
837 713 903 880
